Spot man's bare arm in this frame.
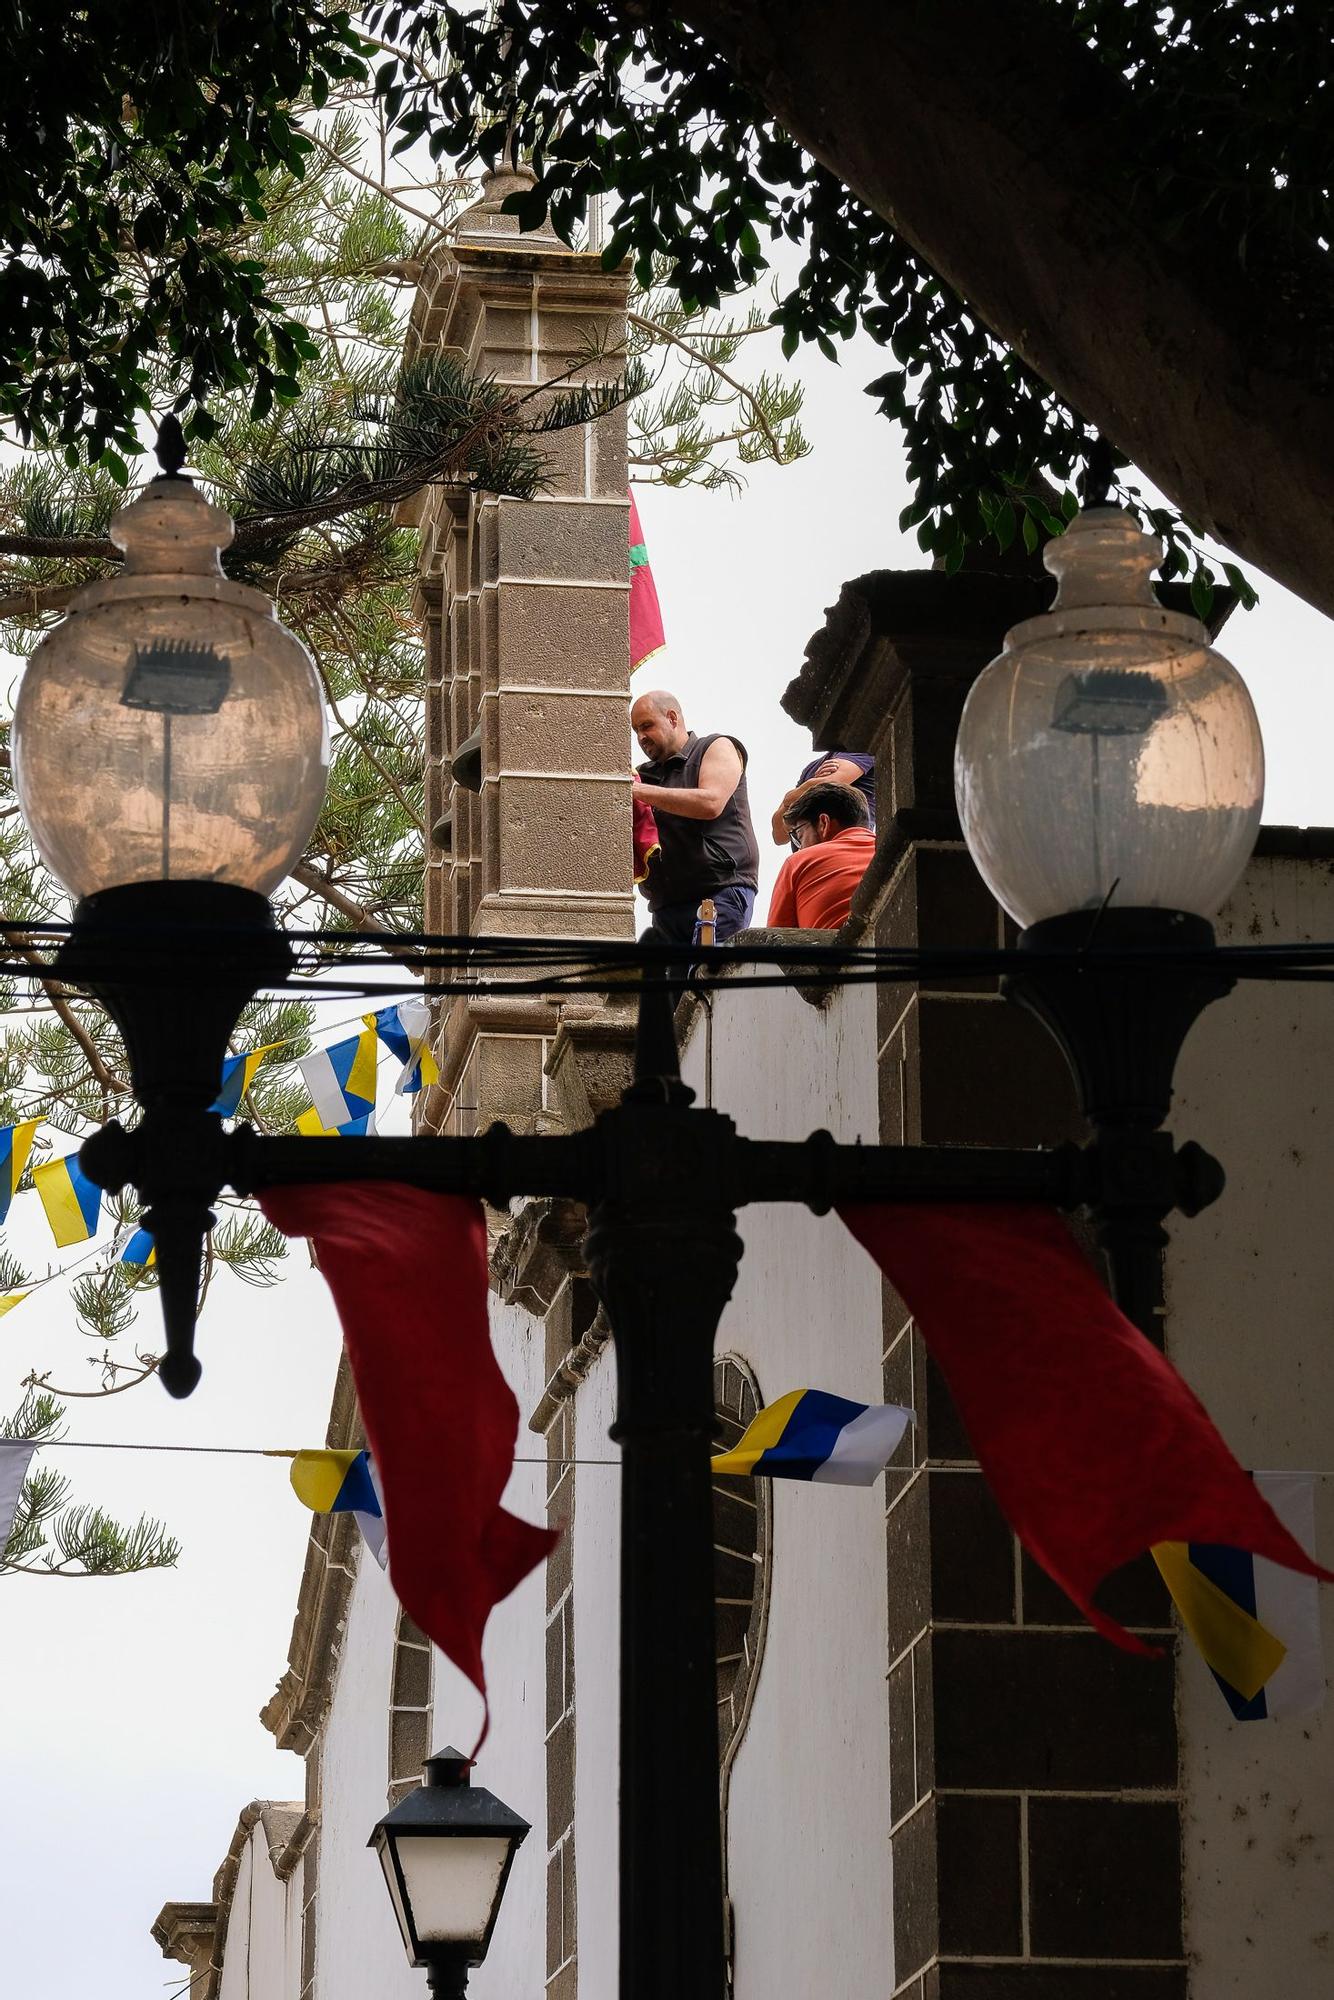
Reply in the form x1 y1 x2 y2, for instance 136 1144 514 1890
769 759 867 843
637 738 744 821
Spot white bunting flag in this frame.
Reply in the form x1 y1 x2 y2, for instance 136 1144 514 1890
1251 1471 1325 1719
0 1441 37 1555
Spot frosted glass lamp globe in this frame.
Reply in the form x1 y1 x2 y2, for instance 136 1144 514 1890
953 508 1264 930
12 473 329 900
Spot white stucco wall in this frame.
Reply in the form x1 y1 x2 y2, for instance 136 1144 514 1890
295 1292 550 2000
215 1827 301 2000
687 977 895 1996
572 1340 619 1997
1167 852 1334 1994
314 1547 419 2000
467 1293 550 2000
568 977 893 1995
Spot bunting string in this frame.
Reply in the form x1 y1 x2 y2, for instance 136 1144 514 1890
6 1437 1334 1477
0 999 433 1277
0 1436 619 1464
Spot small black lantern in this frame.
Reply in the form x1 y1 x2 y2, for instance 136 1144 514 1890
368 1749 530 1999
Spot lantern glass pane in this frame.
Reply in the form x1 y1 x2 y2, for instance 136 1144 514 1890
396 1834 511 1946
377 1839 416 1960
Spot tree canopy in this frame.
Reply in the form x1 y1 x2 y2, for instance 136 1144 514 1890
7 4 1328 605
0 77 807 1532
366 0 1333 613
0 0 364 462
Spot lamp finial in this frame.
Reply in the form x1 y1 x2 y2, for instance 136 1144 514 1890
155 413 189 480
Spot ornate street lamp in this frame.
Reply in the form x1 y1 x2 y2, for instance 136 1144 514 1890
369 1750 530 1999
10 431 1256 2000
11 420 328 1394
954 505 1264 1326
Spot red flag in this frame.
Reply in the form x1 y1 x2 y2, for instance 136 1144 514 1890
839 1202 1333 1651
629 488 665 671
632 773 660 883
260 1182 557 1748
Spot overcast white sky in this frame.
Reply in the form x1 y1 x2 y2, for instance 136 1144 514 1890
3 314 1333 2000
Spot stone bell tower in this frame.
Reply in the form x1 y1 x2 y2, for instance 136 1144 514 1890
402 176 638 2000
404 166 637 1141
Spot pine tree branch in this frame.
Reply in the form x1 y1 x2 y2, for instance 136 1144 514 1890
0 581 79 620
23 1358 160 1399
290 861 426 973
291 860 392 933
228 405 526 552
304 124 450 233
0 396 543 603
1 1561 119 1576
12 944 130 1097
0 534 116 559
626 308 786 462
311 645 425 835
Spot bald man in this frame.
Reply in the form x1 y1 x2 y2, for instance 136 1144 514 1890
631 690 759 944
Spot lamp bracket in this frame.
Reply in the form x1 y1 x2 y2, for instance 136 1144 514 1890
1004 908 1233 1131
56 882 291 1397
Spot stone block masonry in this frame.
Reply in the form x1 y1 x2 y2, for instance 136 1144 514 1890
406 169 636 1141
785 564 1186 1997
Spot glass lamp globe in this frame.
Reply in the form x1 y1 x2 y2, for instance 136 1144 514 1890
12 470 329 900
953 508 1264 930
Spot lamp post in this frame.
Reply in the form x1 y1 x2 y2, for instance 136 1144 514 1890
369 1749 530 1999
12 432 1264 2000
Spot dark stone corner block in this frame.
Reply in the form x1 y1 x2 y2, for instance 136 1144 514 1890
933 1970 1186 1999
1027 1796 1183 1962
930 1628 1177 1791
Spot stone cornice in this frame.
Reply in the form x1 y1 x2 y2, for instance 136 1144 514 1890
529 1308 613 1435
153 1803 305 2000
493 1195 588 1317
784 566 1236 756
151 1902 217 1968
207 1801 305 2000
783 568 1052 758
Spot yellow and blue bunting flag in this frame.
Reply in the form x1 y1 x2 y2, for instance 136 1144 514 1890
0 1119 40 1224
33 1151 102 1247
119 1225 156 1269
711 1388 913 1486
364 1000 439 1096
286 1446 387 1568
296 1107 374 1138
1153 1471 1324 1720
211 1043 281 1118
298 1029 378 1133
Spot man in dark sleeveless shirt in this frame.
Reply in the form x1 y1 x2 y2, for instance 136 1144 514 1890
631 690 760 944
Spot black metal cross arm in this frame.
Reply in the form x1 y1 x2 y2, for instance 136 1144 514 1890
730 1129 1091 1211
75 1107 1092 1215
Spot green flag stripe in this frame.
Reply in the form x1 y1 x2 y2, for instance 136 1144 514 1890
629 541 649 570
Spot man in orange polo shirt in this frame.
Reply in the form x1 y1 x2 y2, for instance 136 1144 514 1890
767 782 875 929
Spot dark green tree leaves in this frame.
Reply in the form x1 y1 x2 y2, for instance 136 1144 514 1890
363 0 1327 595
0 1 365 453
